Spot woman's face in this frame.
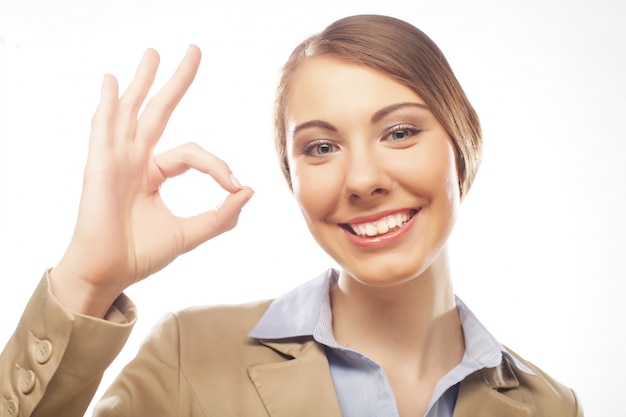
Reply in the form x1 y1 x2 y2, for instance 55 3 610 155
285 57 460 287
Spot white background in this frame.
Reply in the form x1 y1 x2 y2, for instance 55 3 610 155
1 0 624 415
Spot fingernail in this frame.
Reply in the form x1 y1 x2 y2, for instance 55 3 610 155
230 173 242 189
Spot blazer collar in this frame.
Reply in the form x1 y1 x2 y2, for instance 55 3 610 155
250 338 535 417
454 356 535 417
248 338 343 417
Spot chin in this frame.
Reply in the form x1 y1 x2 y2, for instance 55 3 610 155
341 262 429 288
335 244 450 289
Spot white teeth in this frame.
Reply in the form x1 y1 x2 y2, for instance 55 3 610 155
349 211 413 238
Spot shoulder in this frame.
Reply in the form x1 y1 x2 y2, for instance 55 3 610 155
152 300 280 363
175 299 273 330
458 348 583 416
500 348 583 416
163 299 274 344
509 348 582 411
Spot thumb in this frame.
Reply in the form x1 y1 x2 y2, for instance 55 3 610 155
178 186 254 252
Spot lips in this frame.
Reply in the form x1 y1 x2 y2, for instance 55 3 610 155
341 209 418 238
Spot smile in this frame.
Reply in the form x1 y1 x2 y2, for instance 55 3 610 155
341 209 418 238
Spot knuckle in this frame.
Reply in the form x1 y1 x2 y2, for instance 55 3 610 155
181 141 203 154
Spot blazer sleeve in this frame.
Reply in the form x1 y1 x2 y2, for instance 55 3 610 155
0 271 136 417
92 311 206 416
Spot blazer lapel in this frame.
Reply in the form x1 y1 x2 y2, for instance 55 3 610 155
248 338 343 417
454 358 535 417
248 337 536 417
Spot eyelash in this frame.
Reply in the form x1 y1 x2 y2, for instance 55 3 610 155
384 124 421 142
301 124 420 156
302 140 337 157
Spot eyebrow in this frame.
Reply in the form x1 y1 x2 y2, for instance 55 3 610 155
370 102 430 124
292 120 337 136
290 102 430 137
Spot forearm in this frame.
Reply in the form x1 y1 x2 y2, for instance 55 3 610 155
0 271 136 417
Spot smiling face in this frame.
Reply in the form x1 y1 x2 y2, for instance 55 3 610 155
285 57 461 287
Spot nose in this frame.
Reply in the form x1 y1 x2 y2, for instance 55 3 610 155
343 145 391 202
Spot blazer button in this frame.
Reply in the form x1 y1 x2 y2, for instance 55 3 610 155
19 369 36 395
34 340 53 364
1 398 19 416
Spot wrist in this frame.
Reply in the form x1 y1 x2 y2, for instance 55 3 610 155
48 265 122 319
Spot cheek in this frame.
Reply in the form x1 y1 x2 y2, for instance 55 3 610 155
290 162 343 222
391 141 460 203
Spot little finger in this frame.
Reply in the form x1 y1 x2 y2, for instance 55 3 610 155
89 74 119 149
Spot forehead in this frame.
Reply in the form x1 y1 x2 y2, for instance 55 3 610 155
285 56 425 121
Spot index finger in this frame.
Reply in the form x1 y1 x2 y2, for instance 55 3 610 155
153 142 244 194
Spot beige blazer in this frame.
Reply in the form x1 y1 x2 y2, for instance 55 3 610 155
0 274 583 416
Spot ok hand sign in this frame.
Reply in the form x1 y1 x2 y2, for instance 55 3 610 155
50 46 254 318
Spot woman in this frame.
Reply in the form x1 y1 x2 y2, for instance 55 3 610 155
0 15 581 417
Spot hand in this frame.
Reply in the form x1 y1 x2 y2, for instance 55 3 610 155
50 46 254 317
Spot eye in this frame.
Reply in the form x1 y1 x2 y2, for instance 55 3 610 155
384 124 421 142
303 140 338 157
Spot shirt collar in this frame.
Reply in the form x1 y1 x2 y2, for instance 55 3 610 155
249 268 534 375
248 269 336 339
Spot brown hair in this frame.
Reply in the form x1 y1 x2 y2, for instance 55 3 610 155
274 14 482 199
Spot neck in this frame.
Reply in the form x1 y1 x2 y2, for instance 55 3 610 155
330 249 464 376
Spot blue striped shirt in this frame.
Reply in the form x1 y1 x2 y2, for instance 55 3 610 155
249 269 534 416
